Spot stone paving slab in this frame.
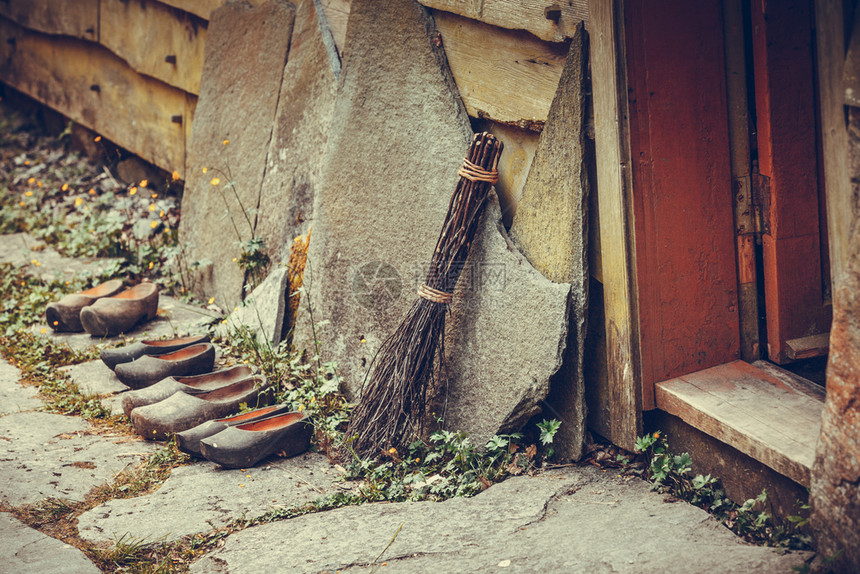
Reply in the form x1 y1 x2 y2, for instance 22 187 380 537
0 232 123 283
61 359 126 396
0 512 100 574
0 358 41 415
77 452 343 544
191 466 810 574
0 412 156 507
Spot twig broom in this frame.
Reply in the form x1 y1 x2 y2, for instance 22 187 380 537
346 132 504 458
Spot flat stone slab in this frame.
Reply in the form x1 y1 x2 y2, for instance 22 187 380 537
34 295 219 353
60 360 126 396
0 359 41 415
0 512 100 574
216 267 288 347
191 466 810 573
179 0 296 306
0 232 123 283
0 412 156 507
77 452 343 544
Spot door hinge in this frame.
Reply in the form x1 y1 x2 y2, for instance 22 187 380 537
750 173 771 236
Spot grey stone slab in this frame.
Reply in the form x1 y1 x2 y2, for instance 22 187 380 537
256 0 337 267
0 359 41 415
0 232 123 283
297 0 472 396
0 412 156 506
61 359 126 396
179 0 297 307
216 267 288 347
0 512 100 574
509 27 590 461
77 452 343 544
35 295 219 352
442 196 571 446
190 466 809 574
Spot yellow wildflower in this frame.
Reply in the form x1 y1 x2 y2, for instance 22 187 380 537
159 210 165 217
172 171 181 181
18 202 25 207
129 187 138 196
40 327 46 334
223 139 230 145
149 221 159 229
151 193 158 199
31 259 39 266
37 181 42 187
52 321 59 326
149 203 157 212
140 179 148 188
24 160 30 165
27 177 35 184
208 297 215 304
24 191 32 197
298 404 305 412
148 261 154 270
360 338 367 344
202 167 208 174
88 188 96 195
388 447 397 455
75 197 83 206
61 183 69 192
210 177 221 186
94 136 102 142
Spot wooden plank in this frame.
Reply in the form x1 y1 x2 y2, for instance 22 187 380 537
0 0 98 40
626 0 740 398
100 0 207 95
751 359 826 401
752 0 832 363
319 0 350 54
816 0 853 293
0 17 188 177
433 9 568 130
419 0 588 43
155 0 226 20
656 361 825 486
587 0 641 450
786 332 831 360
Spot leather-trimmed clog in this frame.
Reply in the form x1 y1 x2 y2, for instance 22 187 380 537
131 376 269 440
80 283 159 337
114 343 216 390
176 403 293 456
121 364 254 416
101 333 211 370
199 410 312 468
45 279 124 332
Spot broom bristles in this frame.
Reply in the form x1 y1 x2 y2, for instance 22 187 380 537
346 133 504 458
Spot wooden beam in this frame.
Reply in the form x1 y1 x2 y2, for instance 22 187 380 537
419 0 588 43
100 0 207 95
587 0 641 450
816 0 853 293
0 0 98 40
786 332 831 360
0 17 189 177
432 9 568 130
655 361 824 486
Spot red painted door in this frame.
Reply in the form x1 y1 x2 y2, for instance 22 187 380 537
750 0 832 363
626 0 742 409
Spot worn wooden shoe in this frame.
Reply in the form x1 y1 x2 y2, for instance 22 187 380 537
45 279 124 332
130 377 269 440
121 364 254 416
199 410 312 469
176 403 292 456
114 342 216 390
101 333 211 370
80 283 159 337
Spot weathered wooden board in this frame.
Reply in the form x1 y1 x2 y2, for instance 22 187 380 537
817 0 853 293
0 0 98 40
588 0 641 450
420 0 588 43
655 360 824 486
433 9 568 129
101 0 207 95
319 0 350 53
785 332 831 360
0 17 188 177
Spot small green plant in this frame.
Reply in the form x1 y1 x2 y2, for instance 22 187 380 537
635 431 812 549
536 418 561 458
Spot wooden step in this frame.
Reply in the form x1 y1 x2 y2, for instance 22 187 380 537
655 360 824 486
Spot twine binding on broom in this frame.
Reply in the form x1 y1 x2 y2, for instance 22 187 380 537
417 284 453 305
458 158 499 184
